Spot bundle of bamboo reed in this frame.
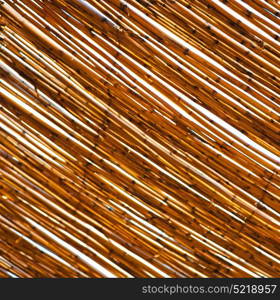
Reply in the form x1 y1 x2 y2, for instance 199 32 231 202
0 0 279 278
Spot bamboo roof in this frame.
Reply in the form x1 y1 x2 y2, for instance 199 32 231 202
0 0 279 278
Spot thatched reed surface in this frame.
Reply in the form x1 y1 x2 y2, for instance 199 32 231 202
0 0 279 278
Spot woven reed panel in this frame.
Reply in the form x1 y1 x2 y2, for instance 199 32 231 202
0 0 279 277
